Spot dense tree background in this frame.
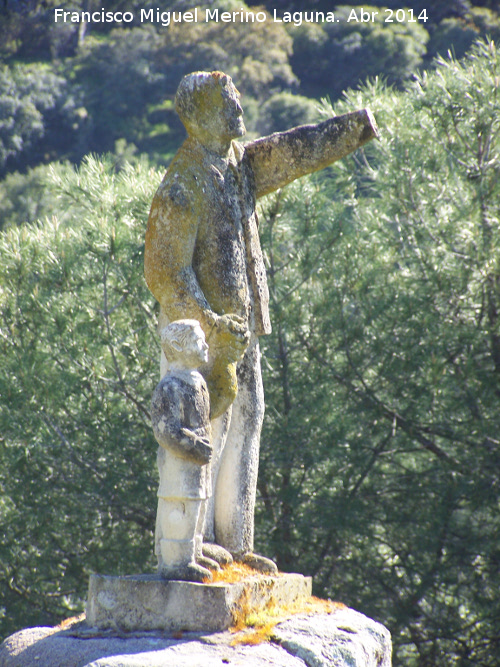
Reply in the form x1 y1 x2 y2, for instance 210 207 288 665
1 1 500 665
258 40 500 664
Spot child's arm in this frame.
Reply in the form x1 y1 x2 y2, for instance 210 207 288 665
179 428 212 465
151 380 212 465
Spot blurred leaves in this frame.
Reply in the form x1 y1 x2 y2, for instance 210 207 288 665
0 63 86 177
0 156 161 633
256 39 500 666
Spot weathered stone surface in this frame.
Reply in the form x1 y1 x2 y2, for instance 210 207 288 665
273 608 392 667
0 627 306 667
0 608 391 667
86 572 312 632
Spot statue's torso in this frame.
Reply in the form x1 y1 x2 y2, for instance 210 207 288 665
162 140 257 327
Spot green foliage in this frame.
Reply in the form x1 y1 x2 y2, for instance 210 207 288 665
428 8 500 60
0 0 66 60
289 5 429 100
0 62 86 177
71 27 168 156
0 162 76 230
256 39 500 665
255 92 322 135
0 156 161 637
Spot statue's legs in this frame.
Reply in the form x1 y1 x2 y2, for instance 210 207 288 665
213 336 264 558
202 410 232 544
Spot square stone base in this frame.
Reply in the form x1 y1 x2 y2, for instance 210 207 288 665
86 572 312 633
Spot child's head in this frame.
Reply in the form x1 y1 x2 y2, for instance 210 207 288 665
160 320 209 368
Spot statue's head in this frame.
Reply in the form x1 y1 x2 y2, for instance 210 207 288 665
175 71 245 145
160 319 209 369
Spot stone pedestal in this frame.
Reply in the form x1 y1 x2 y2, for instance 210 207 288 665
1 572 393 665
86 572 312 633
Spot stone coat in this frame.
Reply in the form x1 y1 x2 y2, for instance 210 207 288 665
145 139 270 339
151 370 211 500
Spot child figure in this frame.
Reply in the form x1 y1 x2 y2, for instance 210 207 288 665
151 319 213 582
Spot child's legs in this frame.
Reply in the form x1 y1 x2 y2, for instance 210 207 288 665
157 498 202 570
158 498 201 541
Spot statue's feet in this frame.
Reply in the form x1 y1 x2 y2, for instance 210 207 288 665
202 543 234 566
197 554 221 572
159 562 212 583
241 552 278 574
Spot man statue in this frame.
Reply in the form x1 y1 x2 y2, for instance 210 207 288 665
144 70 378 572
151 320 214 582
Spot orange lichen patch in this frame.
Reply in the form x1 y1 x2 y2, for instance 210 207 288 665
56 613 86 630
231 587 255 633
230 593 346 646
203 561 262 584
297 596 346 615
203 564 348 646
203 563 346 645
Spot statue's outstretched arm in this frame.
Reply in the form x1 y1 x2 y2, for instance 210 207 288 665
245 109 379 199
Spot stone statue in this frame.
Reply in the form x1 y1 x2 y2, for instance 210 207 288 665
144 71 378 572
151 319 214 582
